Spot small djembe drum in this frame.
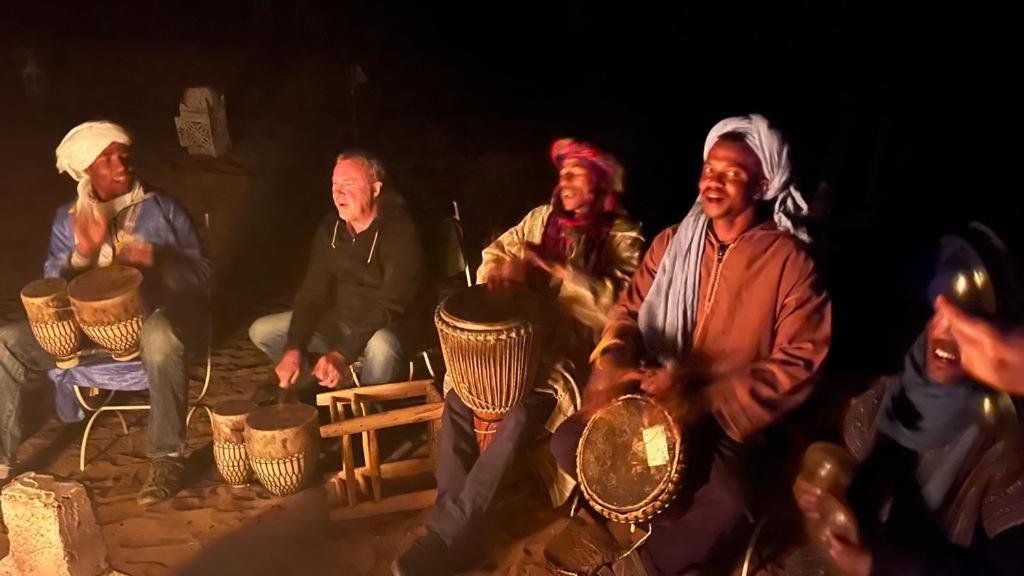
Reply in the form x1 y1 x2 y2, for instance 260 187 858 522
67 265 145 362
20 278 81 369
211 400 258 487
244 404 320 497
434 284 542 452
577 395 685 525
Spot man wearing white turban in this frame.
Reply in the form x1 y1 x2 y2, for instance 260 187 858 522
0 121 210 506
550 115 832 574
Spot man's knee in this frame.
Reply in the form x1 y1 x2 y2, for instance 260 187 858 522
140 312 183 362
247 318 264 348
444 389 469 411
0 323 23 350
502 393 552 432
550 415 585 476
0 322 36 382
363 328 403 365
249 314 278 348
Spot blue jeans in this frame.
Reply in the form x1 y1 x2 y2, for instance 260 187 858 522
248 311 403 386
0 308 196 464
428 390 555 560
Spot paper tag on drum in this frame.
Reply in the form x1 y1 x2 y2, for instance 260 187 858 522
642 425 670 467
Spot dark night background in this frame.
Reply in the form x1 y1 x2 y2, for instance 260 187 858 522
2 1 1021 376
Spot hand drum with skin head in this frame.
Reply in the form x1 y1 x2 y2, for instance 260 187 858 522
577 395 685 525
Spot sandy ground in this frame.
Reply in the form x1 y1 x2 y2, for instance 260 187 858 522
0 82 566 576
0 299 569 576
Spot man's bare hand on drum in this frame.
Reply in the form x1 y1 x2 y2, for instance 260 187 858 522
313 351 348 389
580 353 640 418
488 257 527 290
639 361 682 399
116 241 154 267
522 244 566 281
641 362 699 427
72 210 108 260
275 349 303 389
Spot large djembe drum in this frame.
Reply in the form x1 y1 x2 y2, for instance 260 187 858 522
20 278 81 369
577 395 685 525
211 400 258 487
434 284 542 452
67 265 145 362
244 404 320 496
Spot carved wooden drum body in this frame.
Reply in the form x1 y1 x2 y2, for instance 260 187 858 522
20 278 81 369
244 404 320 496
211 400 258 487
434 284 541 452
67 265 145 362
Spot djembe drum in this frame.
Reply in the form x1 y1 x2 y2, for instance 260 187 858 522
577 395 685 525
244 404 320 496
67 265 145 361
211 400 258 487
20 278 81 369
434 284 542 452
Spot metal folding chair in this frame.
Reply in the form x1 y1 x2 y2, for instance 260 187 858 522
73 339 213 470
74 211 215 470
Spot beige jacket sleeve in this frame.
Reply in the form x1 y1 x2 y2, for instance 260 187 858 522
476 205 551 285
556 217 644 333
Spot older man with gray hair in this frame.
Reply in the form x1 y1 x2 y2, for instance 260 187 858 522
248 150 424 395
0 121 210 506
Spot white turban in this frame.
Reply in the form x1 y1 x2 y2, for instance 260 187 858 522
55 121 132 183
54 121 139 221
702 114 809 241
635 114 811 360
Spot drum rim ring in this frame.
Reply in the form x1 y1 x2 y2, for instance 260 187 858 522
66 264 144 302
20 277 69 300
434 308 534 342
577 394 684 524
435 287 537 332
438 305 524 331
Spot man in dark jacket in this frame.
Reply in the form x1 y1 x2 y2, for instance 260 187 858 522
791 223 1024 576
249 151 424 391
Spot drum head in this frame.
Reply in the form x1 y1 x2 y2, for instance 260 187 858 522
20 278 68 300
578 395 682 522
246 404 318 432
439 284 538 330
67 265 143 302
213 400 259 418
